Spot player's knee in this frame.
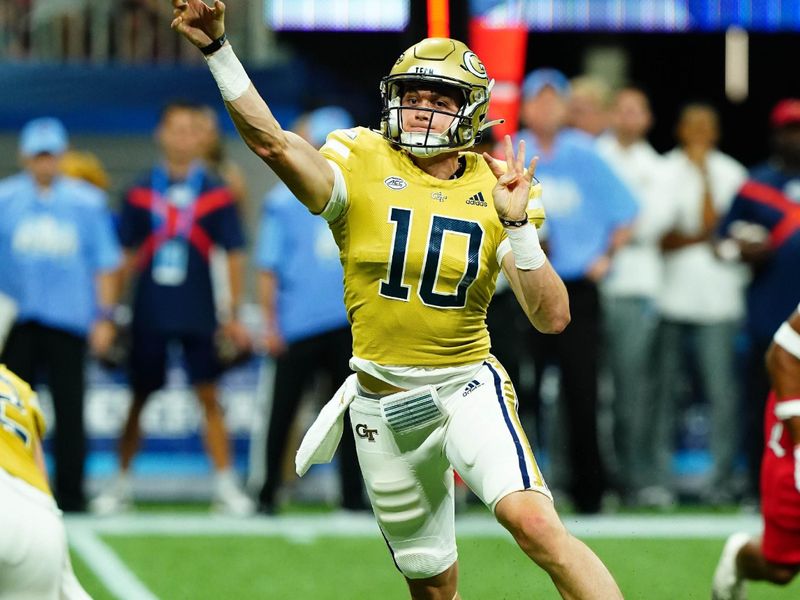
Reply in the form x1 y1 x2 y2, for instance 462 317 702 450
506 510 570 567
401 553 458 585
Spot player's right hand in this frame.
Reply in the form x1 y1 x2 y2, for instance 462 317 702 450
171 0 226 48
483 135 538 224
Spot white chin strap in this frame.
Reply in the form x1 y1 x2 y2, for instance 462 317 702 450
400 131 453 157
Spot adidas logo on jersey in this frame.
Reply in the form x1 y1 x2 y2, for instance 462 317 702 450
465 192 488 207
462 379 483 397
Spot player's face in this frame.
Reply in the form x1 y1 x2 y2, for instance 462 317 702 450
677 107 719 149
774 124 800 166
399 86 462 135
194 111 219 157
158 107 204 164
611 89 652 140
568 92 608 137
521 87 568 136
23 153 60 186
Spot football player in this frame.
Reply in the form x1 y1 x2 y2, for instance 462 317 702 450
171 1 623 598
0 365 90 598
712 302 800 599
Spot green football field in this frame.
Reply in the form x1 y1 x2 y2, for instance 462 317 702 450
66 510 800 599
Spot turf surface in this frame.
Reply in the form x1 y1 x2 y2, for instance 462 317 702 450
72 534 799 599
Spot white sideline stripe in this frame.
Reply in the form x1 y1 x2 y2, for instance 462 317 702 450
65 513 762 541
67 524 159 600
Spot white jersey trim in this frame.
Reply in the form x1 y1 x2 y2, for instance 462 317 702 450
319 160 349 222
774 320 800 360
349 356 484 393
324 138 351 160
496 238 512 266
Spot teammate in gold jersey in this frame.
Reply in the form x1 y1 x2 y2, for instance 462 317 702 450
0 365 90 598
172 2 622 598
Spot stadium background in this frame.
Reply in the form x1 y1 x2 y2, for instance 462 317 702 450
0 0 795 497
1 2 799 597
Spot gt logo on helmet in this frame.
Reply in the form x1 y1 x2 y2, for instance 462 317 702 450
462 51 487 79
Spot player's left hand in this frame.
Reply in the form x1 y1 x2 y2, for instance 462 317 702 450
483 135 538 223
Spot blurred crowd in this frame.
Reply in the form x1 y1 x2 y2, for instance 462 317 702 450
1 68 798 517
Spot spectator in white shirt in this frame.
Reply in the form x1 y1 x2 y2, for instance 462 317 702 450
596 86 675 507
655 103 749 505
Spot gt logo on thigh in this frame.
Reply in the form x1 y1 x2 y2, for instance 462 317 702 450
355 423 379 441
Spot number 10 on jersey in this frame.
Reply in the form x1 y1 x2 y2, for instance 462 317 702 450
379 207 484 309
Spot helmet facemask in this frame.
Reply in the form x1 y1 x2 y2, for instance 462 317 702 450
382 74 489 158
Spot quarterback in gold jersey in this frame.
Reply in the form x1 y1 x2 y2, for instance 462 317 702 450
0 366 90 598
321 126 545 367
172 2 622 598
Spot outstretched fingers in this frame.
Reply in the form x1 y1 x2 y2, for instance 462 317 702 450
516 140 527 175
482 152 505 179
525 156 539 184
484 136 535 188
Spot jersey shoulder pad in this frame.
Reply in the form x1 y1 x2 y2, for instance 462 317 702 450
320 126 378 171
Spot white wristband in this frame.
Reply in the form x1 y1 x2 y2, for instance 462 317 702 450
506 223 546 270
205 44 251 102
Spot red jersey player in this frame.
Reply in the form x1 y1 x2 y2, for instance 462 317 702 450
712 301 800 599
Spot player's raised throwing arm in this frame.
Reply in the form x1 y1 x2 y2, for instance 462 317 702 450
171 0 334 213
484 136 570 334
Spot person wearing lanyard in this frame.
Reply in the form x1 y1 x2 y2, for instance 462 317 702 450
90 100 254 516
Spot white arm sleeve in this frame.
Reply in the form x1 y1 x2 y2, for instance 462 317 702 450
205 44 251 102
318 160 349 222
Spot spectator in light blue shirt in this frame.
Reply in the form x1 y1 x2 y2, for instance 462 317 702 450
254 106 365 514
512 69 638 514
0 117 122 512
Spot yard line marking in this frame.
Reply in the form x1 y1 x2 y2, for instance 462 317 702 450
65 512 762 541
67 523 159 600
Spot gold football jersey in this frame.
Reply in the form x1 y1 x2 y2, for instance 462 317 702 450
321 128 544 366
0 365 50 494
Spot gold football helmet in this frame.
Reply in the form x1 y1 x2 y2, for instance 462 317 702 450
380 38 500 157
